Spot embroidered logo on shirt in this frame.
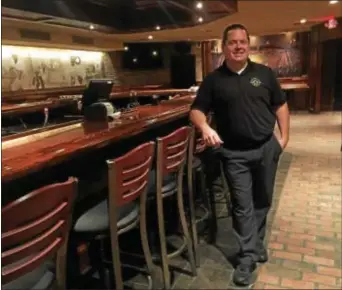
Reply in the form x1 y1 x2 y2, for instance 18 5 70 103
250 77 261 87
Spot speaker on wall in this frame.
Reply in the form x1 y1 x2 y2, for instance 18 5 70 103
170 54 196 88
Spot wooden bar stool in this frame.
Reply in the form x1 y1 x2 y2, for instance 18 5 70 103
2 177 78 290
206 114 231 218
73 142 156 290
150 126 197 289
187 127 217 267
195 147 232 245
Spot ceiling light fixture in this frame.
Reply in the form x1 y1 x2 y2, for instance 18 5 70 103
148 35 153 40
155 25 161 30
89 24 95 30
124 46 129 51
329 0 338 4
198 17 203 23
196 2 203 9
300 18 307 24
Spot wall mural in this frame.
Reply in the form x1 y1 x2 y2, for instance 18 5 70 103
1 46 104 91
211 32 303 77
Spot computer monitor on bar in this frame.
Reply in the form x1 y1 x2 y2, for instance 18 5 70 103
81 79 114 110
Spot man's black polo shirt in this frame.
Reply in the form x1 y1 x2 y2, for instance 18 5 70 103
191 60 286 150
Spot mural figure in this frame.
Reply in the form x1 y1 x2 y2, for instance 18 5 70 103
212 33 303 77
1 47 103 91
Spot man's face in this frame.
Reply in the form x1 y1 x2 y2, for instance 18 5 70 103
222 29 250 63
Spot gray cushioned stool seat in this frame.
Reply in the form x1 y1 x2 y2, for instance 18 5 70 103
74 200 139 232
147 169 177 196
3 260 54 290
192 156 202 169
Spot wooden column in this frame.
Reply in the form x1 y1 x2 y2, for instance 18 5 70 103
201 41 213 79
308 29 322 113
308 17 342 113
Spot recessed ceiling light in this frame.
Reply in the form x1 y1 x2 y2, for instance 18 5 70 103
196 2 203 9
89 24 95 30
124 46 129 51
133 58 138 63
148 35 153 40
300 18 307 24
198 17 203 23
152 50 158 56
155 25 161 30
329 0 338 4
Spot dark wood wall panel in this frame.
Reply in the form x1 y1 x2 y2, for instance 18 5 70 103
321 40 338 110
309 17 342 112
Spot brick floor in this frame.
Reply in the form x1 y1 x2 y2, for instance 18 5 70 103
255 112 342 289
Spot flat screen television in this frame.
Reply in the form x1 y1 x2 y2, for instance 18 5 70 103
122 43 164 70
82 79 114 109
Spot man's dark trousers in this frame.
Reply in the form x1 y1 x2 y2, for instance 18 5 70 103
221 135 282 264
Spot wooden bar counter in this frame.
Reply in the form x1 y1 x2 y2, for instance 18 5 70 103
2 95 195 187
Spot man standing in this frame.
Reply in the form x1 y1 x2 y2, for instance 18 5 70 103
190 24 289 286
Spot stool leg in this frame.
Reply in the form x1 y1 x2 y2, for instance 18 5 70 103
66 238 81 289
87 239 109 288
188 165 200 268
109 222 124 289
99 238 112 288
156 188 171 289
220 162 232 214
177 172 197 277
207 185 218 244
197 166 214 242
140 190 158 289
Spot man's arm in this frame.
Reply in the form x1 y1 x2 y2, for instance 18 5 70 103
268 68 290 149
275 102 290 148
190 76 223 147
189 109 209 132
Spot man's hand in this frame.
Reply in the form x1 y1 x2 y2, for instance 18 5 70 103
201 125 223 147
276 136 288 150
275 102 289 151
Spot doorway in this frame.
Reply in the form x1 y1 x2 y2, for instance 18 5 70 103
333 39 342 111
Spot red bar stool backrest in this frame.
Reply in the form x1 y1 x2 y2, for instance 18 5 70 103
1 177 78 286
107 142 155 207
156 126 190 178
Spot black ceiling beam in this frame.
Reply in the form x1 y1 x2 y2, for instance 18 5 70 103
1 0 237 33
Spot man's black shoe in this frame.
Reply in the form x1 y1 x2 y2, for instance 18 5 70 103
232 262 257 286
258 247 268 263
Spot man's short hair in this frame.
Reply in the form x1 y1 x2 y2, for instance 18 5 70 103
222 24 250 44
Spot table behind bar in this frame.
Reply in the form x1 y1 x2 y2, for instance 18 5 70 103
1 99 78 116
1 88 191 116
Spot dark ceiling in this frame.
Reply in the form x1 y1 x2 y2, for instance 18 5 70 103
1 0 237 33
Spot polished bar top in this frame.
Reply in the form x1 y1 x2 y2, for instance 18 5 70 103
2 95 195 182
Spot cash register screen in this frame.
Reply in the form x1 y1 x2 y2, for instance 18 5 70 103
82 79 114 109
